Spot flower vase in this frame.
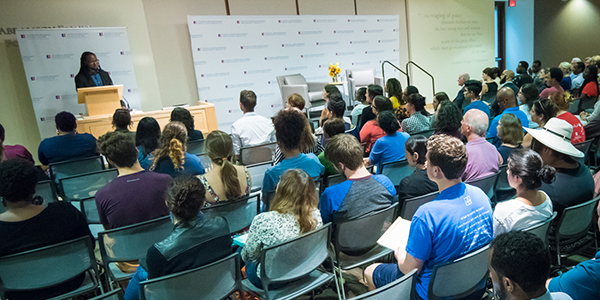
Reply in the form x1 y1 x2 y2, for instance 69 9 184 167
332 76 338 83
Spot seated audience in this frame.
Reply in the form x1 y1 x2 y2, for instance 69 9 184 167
403 85 431 118
461 109 501 182
286 93 305 111
319 84 343 126
536 67 551 94
38 111 97 167
170 107 204 141
242 169 322 289
142 121 205 178
397 135 438 204
0 123 34 163
527 118 593 217
358 84 384 130
518 83 540 128
491 231 573 300
523 98 558 148
540 67 565 99
429 91 450 128
401 93 431 134
493 149 555 237
112 108 135 139
497 113 524 164
360 96 394 154
547 201 600 300
96 132 171 230
454 72 470 111
576 65 599 112
552 91 586 144
386 77 403 110
434 101 463 139
319 118 346 176
368 111 410 169
365 134 493 300
0 159 92 300
487 87 529 145
481 67 499 104
198 130 250 205
272 112 325 164
317 93 351 133
570 61 585 91
531 61 544 90
463 79 490 117
320 134 395 224
500 69 520 95
558 62 572 92
514 61 534 88
351 87 368 126
231 90 276 157
262 109 324 202
135 117 161 163
124 176 232 300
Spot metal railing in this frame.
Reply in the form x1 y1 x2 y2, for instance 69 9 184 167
406 61 435 94
381 60 409 86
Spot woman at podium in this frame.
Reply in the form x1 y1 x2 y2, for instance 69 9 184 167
74 51 113 89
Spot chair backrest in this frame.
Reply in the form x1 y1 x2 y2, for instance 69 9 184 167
239 142 277 165
348 269 417 300
523 212 557 246
89 288 124 300
283 73 308 86
428 244 491 300
59 169 118 200
49 156 105 184
186 139 205 155
140 253 241 300
378 159 412 185
326 174 346 188
246 161 273 191
400 191 439 220
196 153 214 172
98 216 173 268
0 236 98 296
556 196 600 239
494 165 511 192
75 196 101 224
347 68 376 86
36 180 59 203
261 224 331 285
201 193 260 234
568 98 580 114
574 140 593 161
466 171 500 199
334 203 398 255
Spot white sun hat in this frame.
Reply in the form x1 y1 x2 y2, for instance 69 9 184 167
524 117 584 158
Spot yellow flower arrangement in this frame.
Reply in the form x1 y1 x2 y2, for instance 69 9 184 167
328 62 341 82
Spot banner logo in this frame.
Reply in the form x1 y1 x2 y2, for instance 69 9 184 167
30 77 35 81
55 95 60 99
99 33 103 36
61 34 66 37
70 74 75 78
120 51 125 55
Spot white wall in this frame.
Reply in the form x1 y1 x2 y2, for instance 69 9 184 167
505 0 534 72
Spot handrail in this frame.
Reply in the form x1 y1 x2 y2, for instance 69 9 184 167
405 61 435 94
381 60 409 87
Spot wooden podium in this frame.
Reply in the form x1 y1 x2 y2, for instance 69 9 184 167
77 85 123 116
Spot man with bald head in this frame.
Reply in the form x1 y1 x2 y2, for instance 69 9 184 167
487 87 529 144
461 109 501 181
500 69 519 95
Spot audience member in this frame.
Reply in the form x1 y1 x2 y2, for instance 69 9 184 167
386 77 403 110
527 118 593 217
272 112 325 164
397 135 438 204
552 91 586 144
518 83 540 128
242 169 322 289
461 109 501 181
231 90 276 157
536 67 550 94
170 107 204 141
358 84 384 130
540 68 565 99
351 87 368 126
454 72 470 111
401 93 431 135
434 101 463 139
530 60 542 83
514 61 533 88
318 93 351 132
584 57 593 66
96 132 171 229
404 85 431 118
198 130 250 205
577 64 599 101
430 92 450 128
493 149 555 236
124 176 232 300
360 96 394 154
135 117 161 163
286 93 305 111
481 67 499 104
463 79 490 117
487 87 529 144
368 111 410 169
490 231 572 300
365 134 493 300
500 69 520 95
0 123 34 163
319 118 346 176
142 121 205 178
0 159 92 300
262 109 324 202
112 108 135 139
570 62 585 91
38 111 97 167
319 84 343 126
523 99 558 148
558 62 572 92
497 114 524 164
320 134 395 224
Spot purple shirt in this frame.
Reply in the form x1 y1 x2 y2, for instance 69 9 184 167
4 145 34 163
95 171 172 229
462 137 500 182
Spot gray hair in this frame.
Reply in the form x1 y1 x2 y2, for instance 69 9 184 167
461 73 470 81
464 109 489 137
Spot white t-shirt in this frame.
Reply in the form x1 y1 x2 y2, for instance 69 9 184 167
493 191 553 237
231 112 276 155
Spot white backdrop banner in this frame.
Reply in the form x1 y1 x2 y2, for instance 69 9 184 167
187 15 401 131
16 27 141 139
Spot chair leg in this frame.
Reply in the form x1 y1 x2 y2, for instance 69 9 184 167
556 237 562 266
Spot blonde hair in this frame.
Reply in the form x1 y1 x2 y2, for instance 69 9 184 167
151 121 187 171
206 130 242 200
550 90 572 111
270 169 318 234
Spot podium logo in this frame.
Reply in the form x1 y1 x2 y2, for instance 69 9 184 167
61 34 66 37
99 33 103 36
55 95 61 99
46 55 51 59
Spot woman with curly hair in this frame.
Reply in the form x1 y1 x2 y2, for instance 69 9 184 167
434 101 463 139
141 121 205 178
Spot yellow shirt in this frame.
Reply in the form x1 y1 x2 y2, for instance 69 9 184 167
390 96 400 109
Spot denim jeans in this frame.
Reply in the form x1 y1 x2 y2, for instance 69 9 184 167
124 266 148 300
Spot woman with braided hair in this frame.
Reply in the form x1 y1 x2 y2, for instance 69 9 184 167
198 130 251 205
141 121 205 178
124 176 232 300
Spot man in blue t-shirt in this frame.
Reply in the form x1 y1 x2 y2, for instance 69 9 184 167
365 134 493 300
262 109 324 206
463 80 491 118
319 134 395 224
38 111 97 167
487 87 529 145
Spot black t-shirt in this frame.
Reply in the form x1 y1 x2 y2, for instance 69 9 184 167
397 168 439 204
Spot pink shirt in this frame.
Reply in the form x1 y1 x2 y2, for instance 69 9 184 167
462 137 501 182
539 85 564 99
